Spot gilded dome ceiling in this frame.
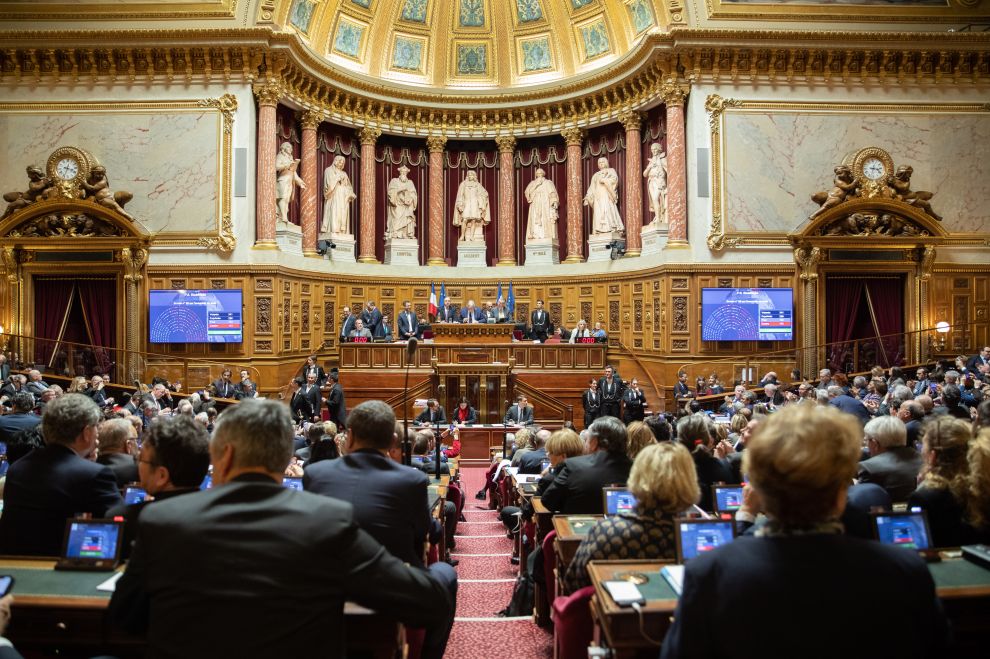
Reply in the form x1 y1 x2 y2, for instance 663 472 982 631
277 0 665 91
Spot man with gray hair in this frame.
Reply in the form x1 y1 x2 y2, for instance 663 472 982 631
517 427 550 474
0 392 40 446
827 385 871 425
96 417 139 488
541 416 632 515
110 399 453 658
857 415 922 502
0 394 122 556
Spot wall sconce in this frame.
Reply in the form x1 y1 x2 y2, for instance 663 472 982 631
929 321 950 353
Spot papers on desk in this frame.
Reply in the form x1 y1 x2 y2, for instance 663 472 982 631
96 571 124 592
661 565 685 596
492 460 512 480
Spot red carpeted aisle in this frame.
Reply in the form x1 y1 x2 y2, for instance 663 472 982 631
444 467 552 659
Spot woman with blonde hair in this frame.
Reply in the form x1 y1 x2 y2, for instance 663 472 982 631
677 414 732 511
67 376 87 394
509 427 535 467
967 429 990 541
626 421 656 460
563 442 699 593
908 415 974 547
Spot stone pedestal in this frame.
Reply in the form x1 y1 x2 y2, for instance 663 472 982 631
324 233 356 263
384 237 420 266
275 222 303 256
587 231 623 263
456 241 488 268
524 238 560 265
640 223 668 257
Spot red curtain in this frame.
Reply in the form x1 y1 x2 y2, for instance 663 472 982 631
515 139 567 265
827 276 905 371
33 278 76 368
864 277 905 367
77 279 117 377
316 123 360 242
443 144 499 266
826 277 864 372
640 105 667 224
374 138 429 264
275 105 302 226
582 123 626 257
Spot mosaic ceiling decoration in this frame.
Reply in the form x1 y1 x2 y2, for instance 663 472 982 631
283 0 662 89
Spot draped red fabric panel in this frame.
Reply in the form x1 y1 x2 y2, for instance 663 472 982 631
865 277 905 367
443 144 499 267
275 105 302 226
826 276 905 371
76 279 117 376
316 124 360 240
515 139 567 265
640 105 667 225
374 138 429 264
33 278 76 368
582 124 626 242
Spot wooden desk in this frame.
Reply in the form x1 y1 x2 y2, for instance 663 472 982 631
2 558 403 659
432 323 514 344
553 516 602 596
587 557 990 659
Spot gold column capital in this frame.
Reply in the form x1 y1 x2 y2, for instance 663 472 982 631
618 110 642 132
561 127 585 147
299 109 323 130
359 126 382 145
253 79 283 107
426 135 447 153
660 81 689 107
495 135 516 153
794 245 823 281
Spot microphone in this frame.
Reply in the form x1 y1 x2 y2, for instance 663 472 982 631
406 337 418 361
401 337 418 466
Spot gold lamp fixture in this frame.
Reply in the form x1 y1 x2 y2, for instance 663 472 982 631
929 321 950 353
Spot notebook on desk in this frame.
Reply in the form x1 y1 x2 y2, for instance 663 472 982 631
55 518 124 572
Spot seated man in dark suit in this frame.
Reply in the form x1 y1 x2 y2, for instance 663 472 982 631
210 369 237 399
415 399 446 426
857 415 923 502
0 392 41 446
503 394 534 426
304 401 458 659
897 399 926 448
107 415 211 559
109 399 454 659
827 385 872 425
95 418 140 488
411 432 450 475
517 428 549 475
660 404 948 659
23 369 50 398
0 394 122 556
83 374 114 408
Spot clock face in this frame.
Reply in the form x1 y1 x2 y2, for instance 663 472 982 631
55 157 80 181
862 157 886 181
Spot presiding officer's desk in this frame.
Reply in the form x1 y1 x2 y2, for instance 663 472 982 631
2 557 403 659
587 557 990 659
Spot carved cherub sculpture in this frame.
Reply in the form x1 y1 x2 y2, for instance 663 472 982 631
810 165 858 220
82 166 136 222
2 165 52 219
890 165 941 221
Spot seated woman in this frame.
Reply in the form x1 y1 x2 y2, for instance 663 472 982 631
661 404 949 659
451 397 477 425
562 442 698 594
500 428 583 531
677 414 733 512
967 429 990 542
908 416 976 547
626 421 656 460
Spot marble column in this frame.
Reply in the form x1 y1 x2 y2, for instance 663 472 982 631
619 111 643 257
661 83 689 245
253 81 281 249
495 135 517 266
358 127 382 263
299 110 321 257
426 135 447 266
561 128 586 263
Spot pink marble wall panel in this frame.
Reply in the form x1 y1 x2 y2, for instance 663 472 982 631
300 125 318 254
666 104 687 242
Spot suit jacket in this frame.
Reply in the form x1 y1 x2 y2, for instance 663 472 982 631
0 411 41 445
530 309 551 334
211 378 236 399
97 452 140 489
659 534 948 659
300 365 327 387
398 310 419 339
452 405 477 424
857 446 923 502
290 386 320 421
360 307 382 334
108 474 453 659
84 386 113 407
325 383 347 429
503 404 534 426
673 381 693 399
24 380 50 397
373 320 393 340
621 388 646 420
582 389 601 417
107 487 199 560
494 307 513 323
460 307 484 324
966 354 989 372
415 407 447 426
233 380 257 400
304 450 432 567
411 455 450 475
438 305 460 323
0 443 122 556
829 393 872 425
540 450 633 515
913 378 932 397
598 377 624 403
517 447 548 475
339 314 357 341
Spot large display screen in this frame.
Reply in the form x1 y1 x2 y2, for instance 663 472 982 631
701 288 793 342
149 289 243 344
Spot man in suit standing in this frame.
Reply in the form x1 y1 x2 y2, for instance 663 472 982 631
398 300 420 340
108 399 454 659
360 300 383 337
300 373 323 421
582 379 601 429
504 394 534 426
415 399 446 426
438 297 460 323
541 416 632 515
339 305 358 342
325 371 347 430
622 378 646 423
0 394 122 556
304 400 458 659
598 365 624 420
966 345 990 372
286 378 313 423
459 300 484 324
374 314 394 341
211 369 236 399
857 415 922 502
300 355 326 387
530 299 551 342
672 371 693 400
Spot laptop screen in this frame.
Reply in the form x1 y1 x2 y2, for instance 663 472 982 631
282 477 304 491
713 485 744 513
676 519 736 562
873 511 931 550
64 520 122 560
603 488 638 516
124 486 148 505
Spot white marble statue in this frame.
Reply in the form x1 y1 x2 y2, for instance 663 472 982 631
275 141 305 225
643 143 668 226
584 157 624 235
386 165 417 239
452 170 490 243
524 168 559 241
321 155 356 235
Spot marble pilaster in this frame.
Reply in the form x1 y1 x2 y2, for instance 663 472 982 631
662 83 689 245
619 111 643 257
426 135 447 266
299 110 321 257
253 81 281 249
561 128 585 263
358 127 381 263
495 135 517 266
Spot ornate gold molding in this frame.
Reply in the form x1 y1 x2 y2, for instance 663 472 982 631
197 93 238 135
617 110 643 132
358 126 382 145
426 135 447 153
561 128 585 147
0 0 237 21
298 108 323 130
196 213 236 253
659 82 688 108
794 246 823 282
706 0 989 23
917 245 936 282
120 246 148 283
495 135 516 153
253 79 282 107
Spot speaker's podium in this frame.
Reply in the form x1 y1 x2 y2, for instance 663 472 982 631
431 322 514 344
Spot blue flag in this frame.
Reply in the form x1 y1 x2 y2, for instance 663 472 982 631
497 282 503 304
440 282 447 309
507 282 515 315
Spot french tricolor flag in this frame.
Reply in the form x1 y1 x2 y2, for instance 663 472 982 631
429 282 438 317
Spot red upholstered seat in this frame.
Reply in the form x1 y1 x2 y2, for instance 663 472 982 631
542 529 557 600
551 585 596 659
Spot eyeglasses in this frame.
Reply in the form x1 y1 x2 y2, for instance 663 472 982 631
138 458 161 468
